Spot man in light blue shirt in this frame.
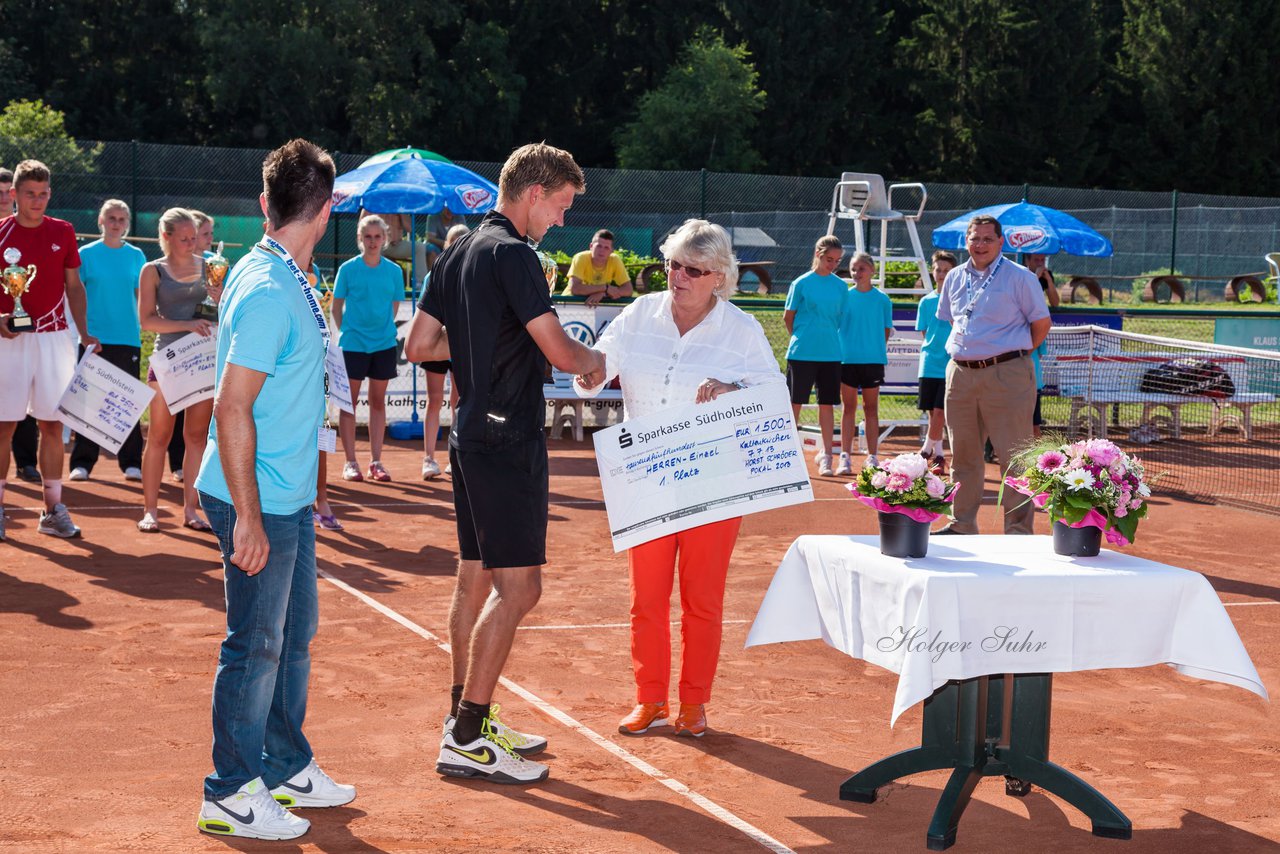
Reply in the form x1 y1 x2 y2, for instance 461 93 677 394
194 139 355 842
935 216 1051 535
69 200 147 481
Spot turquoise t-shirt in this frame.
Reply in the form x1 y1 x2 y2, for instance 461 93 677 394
784 270 846 361
914 292 952 379
80 239 146 347
333 255 402 353
840 286 894 364
195 247 325 516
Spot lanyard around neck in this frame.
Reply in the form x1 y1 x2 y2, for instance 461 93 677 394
960 254 1004 319
257 236 332 422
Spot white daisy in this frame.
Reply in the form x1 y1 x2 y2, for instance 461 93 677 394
1062 469 1095 491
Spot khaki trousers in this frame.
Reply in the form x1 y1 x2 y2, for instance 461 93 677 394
944 355 1036 534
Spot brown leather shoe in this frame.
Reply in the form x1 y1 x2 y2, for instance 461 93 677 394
618 702 668 735
672 703 707 738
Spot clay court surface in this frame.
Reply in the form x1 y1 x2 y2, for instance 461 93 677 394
0 435 1276 853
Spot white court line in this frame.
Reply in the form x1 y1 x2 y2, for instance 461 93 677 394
316 567 795 854
1224 601 1280 607
520 619 751 631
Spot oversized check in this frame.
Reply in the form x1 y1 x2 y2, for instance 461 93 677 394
149 331 216 413
57 351 155 454
592 383 813 552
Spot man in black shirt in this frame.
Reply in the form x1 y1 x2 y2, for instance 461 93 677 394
406 142 603 784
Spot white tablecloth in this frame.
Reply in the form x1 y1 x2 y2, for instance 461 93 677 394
746 535 1268 725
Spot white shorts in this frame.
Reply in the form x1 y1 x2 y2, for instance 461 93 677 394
0 329 77 422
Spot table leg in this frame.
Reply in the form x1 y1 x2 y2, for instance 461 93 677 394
998 754 1131 839
839 745 955 803
926 765 985 851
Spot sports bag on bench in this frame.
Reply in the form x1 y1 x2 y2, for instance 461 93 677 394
1139 358 1235 399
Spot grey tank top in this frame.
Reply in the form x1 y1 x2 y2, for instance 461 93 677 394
151 256 207 348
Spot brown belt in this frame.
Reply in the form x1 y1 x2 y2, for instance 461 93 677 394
953 350 1028 369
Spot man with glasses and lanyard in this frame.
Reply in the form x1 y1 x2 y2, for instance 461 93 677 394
934 214 1051 536
195 139 354 841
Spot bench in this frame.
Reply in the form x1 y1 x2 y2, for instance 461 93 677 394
1050 354 1272 441
544 386 624 441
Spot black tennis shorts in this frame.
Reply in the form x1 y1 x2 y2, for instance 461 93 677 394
841 363 885 390
1033 391 1044 427
918 377 947 412
450 436 548 569
420 360 451 376
343 346 398 381
786 359 842 406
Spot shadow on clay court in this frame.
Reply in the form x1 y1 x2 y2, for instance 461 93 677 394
1200 573 1280 604
5 532 229 613
455 777 757 850
206 806 392 854
0 567 94 630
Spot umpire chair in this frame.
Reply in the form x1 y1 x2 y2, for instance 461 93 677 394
827 172 932 295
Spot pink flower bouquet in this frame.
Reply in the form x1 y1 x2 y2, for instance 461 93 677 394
1002 437 1152 547
848 453 958 522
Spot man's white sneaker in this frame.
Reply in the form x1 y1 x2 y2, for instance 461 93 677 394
124 466 142 481
38 504 81 538
437 719 549 784
443 704 547 756
270 758 356 808
69 467 89 481
817 454 834 477
198 777 309 840
421 458 441 480
834 452 853 476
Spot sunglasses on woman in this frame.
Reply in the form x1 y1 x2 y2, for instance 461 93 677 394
666 259 718 279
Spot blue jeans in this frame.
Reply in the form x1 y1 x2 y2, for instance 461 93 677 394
200 492 318 800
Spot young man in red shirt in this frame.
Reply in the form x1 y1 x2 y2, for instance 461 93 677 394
0 159 100 540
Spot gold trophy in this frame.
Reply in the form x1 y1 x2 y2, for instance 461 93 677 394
3 247 36 332
196 241 228 323
537 250 559 294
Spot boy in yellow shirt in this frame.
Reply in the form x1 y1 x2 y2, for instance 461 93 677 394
565 229 633 305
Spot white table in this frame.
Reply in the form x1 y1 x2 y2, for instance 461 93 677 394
746 535 1268 850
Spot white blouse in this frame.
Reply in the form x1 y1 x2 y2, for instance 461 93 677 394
576 291 784 420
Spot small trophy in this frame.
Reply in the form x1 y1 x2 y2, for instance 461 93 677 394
2 247 36 332
536 251 559 294
195 241 228 324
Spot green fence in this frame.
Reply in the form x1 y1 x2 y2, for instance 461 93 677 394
6 137 1280 299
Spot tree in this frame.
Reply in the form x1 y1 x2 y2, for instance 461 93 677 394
900 0 1109 185
0 100 101 175
1112 0 1280 194
615 28 766 172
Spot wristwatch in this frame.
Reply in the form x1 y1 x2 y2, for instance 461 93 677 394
732 380 748 390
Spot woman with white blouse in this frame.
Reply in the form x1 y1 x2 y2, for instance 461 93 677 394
576 219 784 738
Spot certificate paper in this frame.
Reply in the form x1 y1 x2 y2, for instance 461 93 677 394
592 384 813 552
57 351 154 453
149 331 216 413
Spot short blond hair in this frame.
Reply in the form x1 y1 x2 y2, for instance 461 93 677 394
98 199 130 235
13 159 50 188
357 213 389 239
158 207 196 255
444 223 469 249
498 142 585 206
660 219 738 299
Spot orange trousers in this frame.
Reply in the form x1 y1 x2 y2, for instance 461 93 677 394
627 516 742 705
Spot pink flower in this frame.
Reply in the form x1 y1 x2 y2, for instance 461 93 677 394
1115 504 1128 518
925 474 946 498
1085 439 1122 467
1108 462 1127 482
885 473 912 493
886 453 928 480
870 471 888 488
1105 527 1131 547
1130 498 1143 510
1037 451 1066 473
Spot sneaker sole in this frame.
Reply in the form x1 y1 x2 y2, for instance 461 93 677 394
435 761 549 784
37 526 81 538
618 717 669 735
272 791 356 809
197 817 308 840
673 727 707 738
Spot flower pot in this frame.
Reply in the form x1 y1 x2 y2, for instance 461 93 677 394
1053 521 1102 557
878 511 930 559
